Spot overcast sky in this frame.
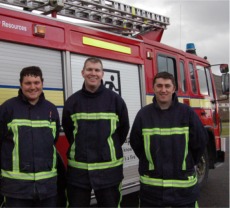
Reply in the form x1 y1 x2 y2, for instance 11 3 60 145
120 0 229 75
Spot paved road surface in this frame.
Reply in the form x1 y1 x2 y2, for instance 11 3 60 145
198 138 229 208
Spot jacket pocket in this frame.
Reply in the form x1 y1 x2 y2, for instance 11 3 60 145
34 159 54 172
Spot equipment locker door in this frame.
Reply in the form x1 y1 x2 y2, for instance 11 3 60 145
70 54 141 193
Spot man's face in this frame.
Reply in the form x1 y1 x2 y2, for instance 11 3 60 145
153 78 176 107
21 75 43 105
82 61 104 93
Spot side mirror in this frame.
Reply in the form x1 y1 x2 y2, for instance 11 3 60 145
220 64 229 74
221 73 229 95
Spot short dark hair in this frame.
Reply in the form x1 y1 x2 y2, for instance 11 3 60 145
153 72 176 87
19 66 44 84
83 57 103 69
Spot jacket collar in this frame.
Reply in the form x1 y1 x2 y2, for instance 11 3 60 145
81 81 105 97
152 92 178 110
18 89 45 105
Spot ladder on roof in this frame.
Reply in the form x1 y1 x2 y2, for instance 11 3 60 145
0 0 170 34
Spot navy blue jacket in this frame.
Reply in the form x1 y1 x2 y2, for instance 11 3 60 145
0 89 60 200
62 83 130 190
130 93 208 206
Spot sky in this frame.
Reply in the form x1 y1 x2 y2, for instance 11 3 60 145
119 0 229 75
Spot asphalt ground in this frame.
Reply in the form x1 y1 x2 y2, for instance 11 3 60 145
198 138 229 208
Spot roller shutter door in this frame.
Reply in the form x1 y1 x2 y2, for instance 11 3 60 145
0 41 64 119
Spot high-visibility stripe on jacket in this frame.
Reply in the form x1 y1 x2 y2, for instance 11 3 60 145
68 157 123 170
0 90 60 200
62 83 129 190
130 93 208 206
69 112 119 164
142 127 189 171
140 174 197 188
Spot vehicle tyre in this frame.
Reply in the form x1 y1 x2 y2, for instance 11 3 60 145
197 148 209 189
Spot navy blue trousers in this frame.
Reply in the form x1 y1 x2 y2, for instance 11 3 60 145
67 183 122 207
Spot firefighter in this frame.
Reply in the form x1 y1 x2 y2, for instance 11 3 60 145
0 66 60 207
62 57 130 207
130 72 208 208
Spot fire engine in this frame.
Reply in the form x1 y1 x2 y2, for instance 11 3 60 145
0 0 229 200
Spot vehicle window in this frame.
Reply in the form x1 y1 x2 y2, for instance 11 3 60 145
189 62 197 93
157 55 178 90
197 65 209 95
180 61 186 93
206 68 214 100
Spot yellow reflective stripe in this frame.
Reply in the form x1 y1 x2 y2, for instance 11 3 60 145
83 37 131 54
1 169 57 180
108 118 117 161
140 175 197 188
182 132 189 170
72 117 78 139
68 158 123 170
8 119 56 128
143 135 154 170
70 112 119 161
70 119 78 161
142 127 189 135
7 119 57 173
195 201 199 208
52 145 57 171
71 112 119 120
142 127 189 170
69 141 76 161
11 125 19 171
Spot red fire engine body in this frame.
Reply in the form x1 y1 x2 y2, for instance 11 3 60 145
0 0 228 198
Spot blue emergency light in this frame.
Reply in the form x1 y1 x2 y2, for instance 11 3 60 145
186 43 197 55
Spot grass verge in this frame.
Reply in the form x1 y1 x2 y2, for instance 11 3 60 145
221 122 229 137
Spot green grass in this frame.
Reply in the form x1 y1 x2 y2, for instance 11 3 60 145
221 122 229 137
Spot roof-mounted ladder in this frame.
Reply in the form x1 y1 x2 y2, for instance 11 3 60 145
0 0 170 34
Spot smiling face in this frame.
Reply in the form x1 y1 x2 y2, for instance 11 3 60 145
20 75 43 105
153 77 176 109
82 60 104 93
